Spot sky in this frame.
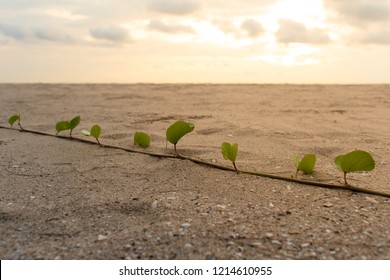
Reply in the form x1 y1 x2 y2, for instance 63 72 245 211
0 0 389 83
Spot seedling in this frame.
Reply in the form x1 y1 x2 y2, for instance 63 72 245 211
291 154 316 178
134 132 150 148
334 150 375 185
69 116 80 137
166 120 195 156
81 124 102 145
221 142 239 173
55 115 80 137
8 114 24 130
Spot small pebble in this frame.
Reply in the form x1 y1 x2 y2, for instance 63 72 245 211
323 202 333 208
301 243 310 248
97 234 108 241
365 197 379 204
181 223 191 229
271 240 281 245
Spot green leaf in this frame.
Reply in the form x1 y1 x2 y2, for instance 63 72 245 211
8 115 20 127
56 121 70 133
81 129 91 136
334 155 344 171
291 154 301 169
297 154 316 174
90 124 101 139
69 115 80 130
166 121 195 145
336 150 375 173
221 142 238 162
134 132 151 148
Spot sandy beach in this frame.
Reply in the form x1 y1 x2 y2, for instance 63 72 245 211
0 83 389 259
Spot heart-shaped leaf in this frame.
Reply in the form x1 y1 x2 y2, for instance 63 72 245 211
221 142 239 173
166 121 195 145
81 124 102 145
335 150 375 173
56 121 70 133
90 124 101 139
134 132 150 148
8 115 20 127
221 142 238 162
291 154 301 169
69 115 80 130
292 154 316 174
334 154 344 171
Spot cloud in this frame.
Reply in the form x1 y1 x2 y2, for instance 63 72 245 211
0 23 25 40
240 19 264 38
276 19 330 44
90 26 131 43
360 29 390 45
324 0 390 45
213 18 264 40
213 19 236 35
147 0 200 15
147 19 195 34
325 0 390 24
33 29 74 43
38 8 88 21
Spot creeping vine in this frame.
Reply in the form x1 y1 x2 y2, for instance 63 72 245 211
1 123 389 199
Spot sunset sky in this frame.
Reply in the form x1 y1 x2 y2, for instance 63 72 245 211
1 0 389 83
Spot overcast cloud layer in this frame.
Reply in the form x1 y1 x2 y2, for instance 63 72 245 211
0 0 389 83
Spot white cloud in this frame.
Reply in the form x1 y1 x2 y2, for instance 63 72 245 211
324 0 390 45
276 19 330 44
90 26 131 43
361 29 390 45
147 19 195 34
0 23 25 40
37 8 88 21
325 0 390 23
1 0 390 83
147 0 200 15
240 19 264 38
33 28 74 43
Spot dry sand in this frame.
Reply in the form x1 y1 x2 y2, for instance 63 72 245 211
0 84 389 259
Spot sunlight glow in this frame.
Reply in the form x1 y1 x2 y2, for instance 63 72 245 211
258 0 327 65
268 0 326 27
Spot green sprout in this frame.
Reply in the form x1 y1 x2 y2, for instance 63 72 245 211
8 114 24 130
134 132 151 148
56 115 80 137
221 142 239 173
291 153 316 178
166 120 195 156
334 150 375 185
81 124 102 145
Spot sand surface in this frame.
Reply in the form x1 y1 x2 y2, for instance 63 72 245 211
0 84 389 259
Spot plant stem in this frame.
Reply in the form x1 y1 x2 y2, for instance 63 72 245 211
344 172 348 185
233 161 239 174
18 122 24 130
295 169 299 179
174 143 183 158
2 125 390 199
